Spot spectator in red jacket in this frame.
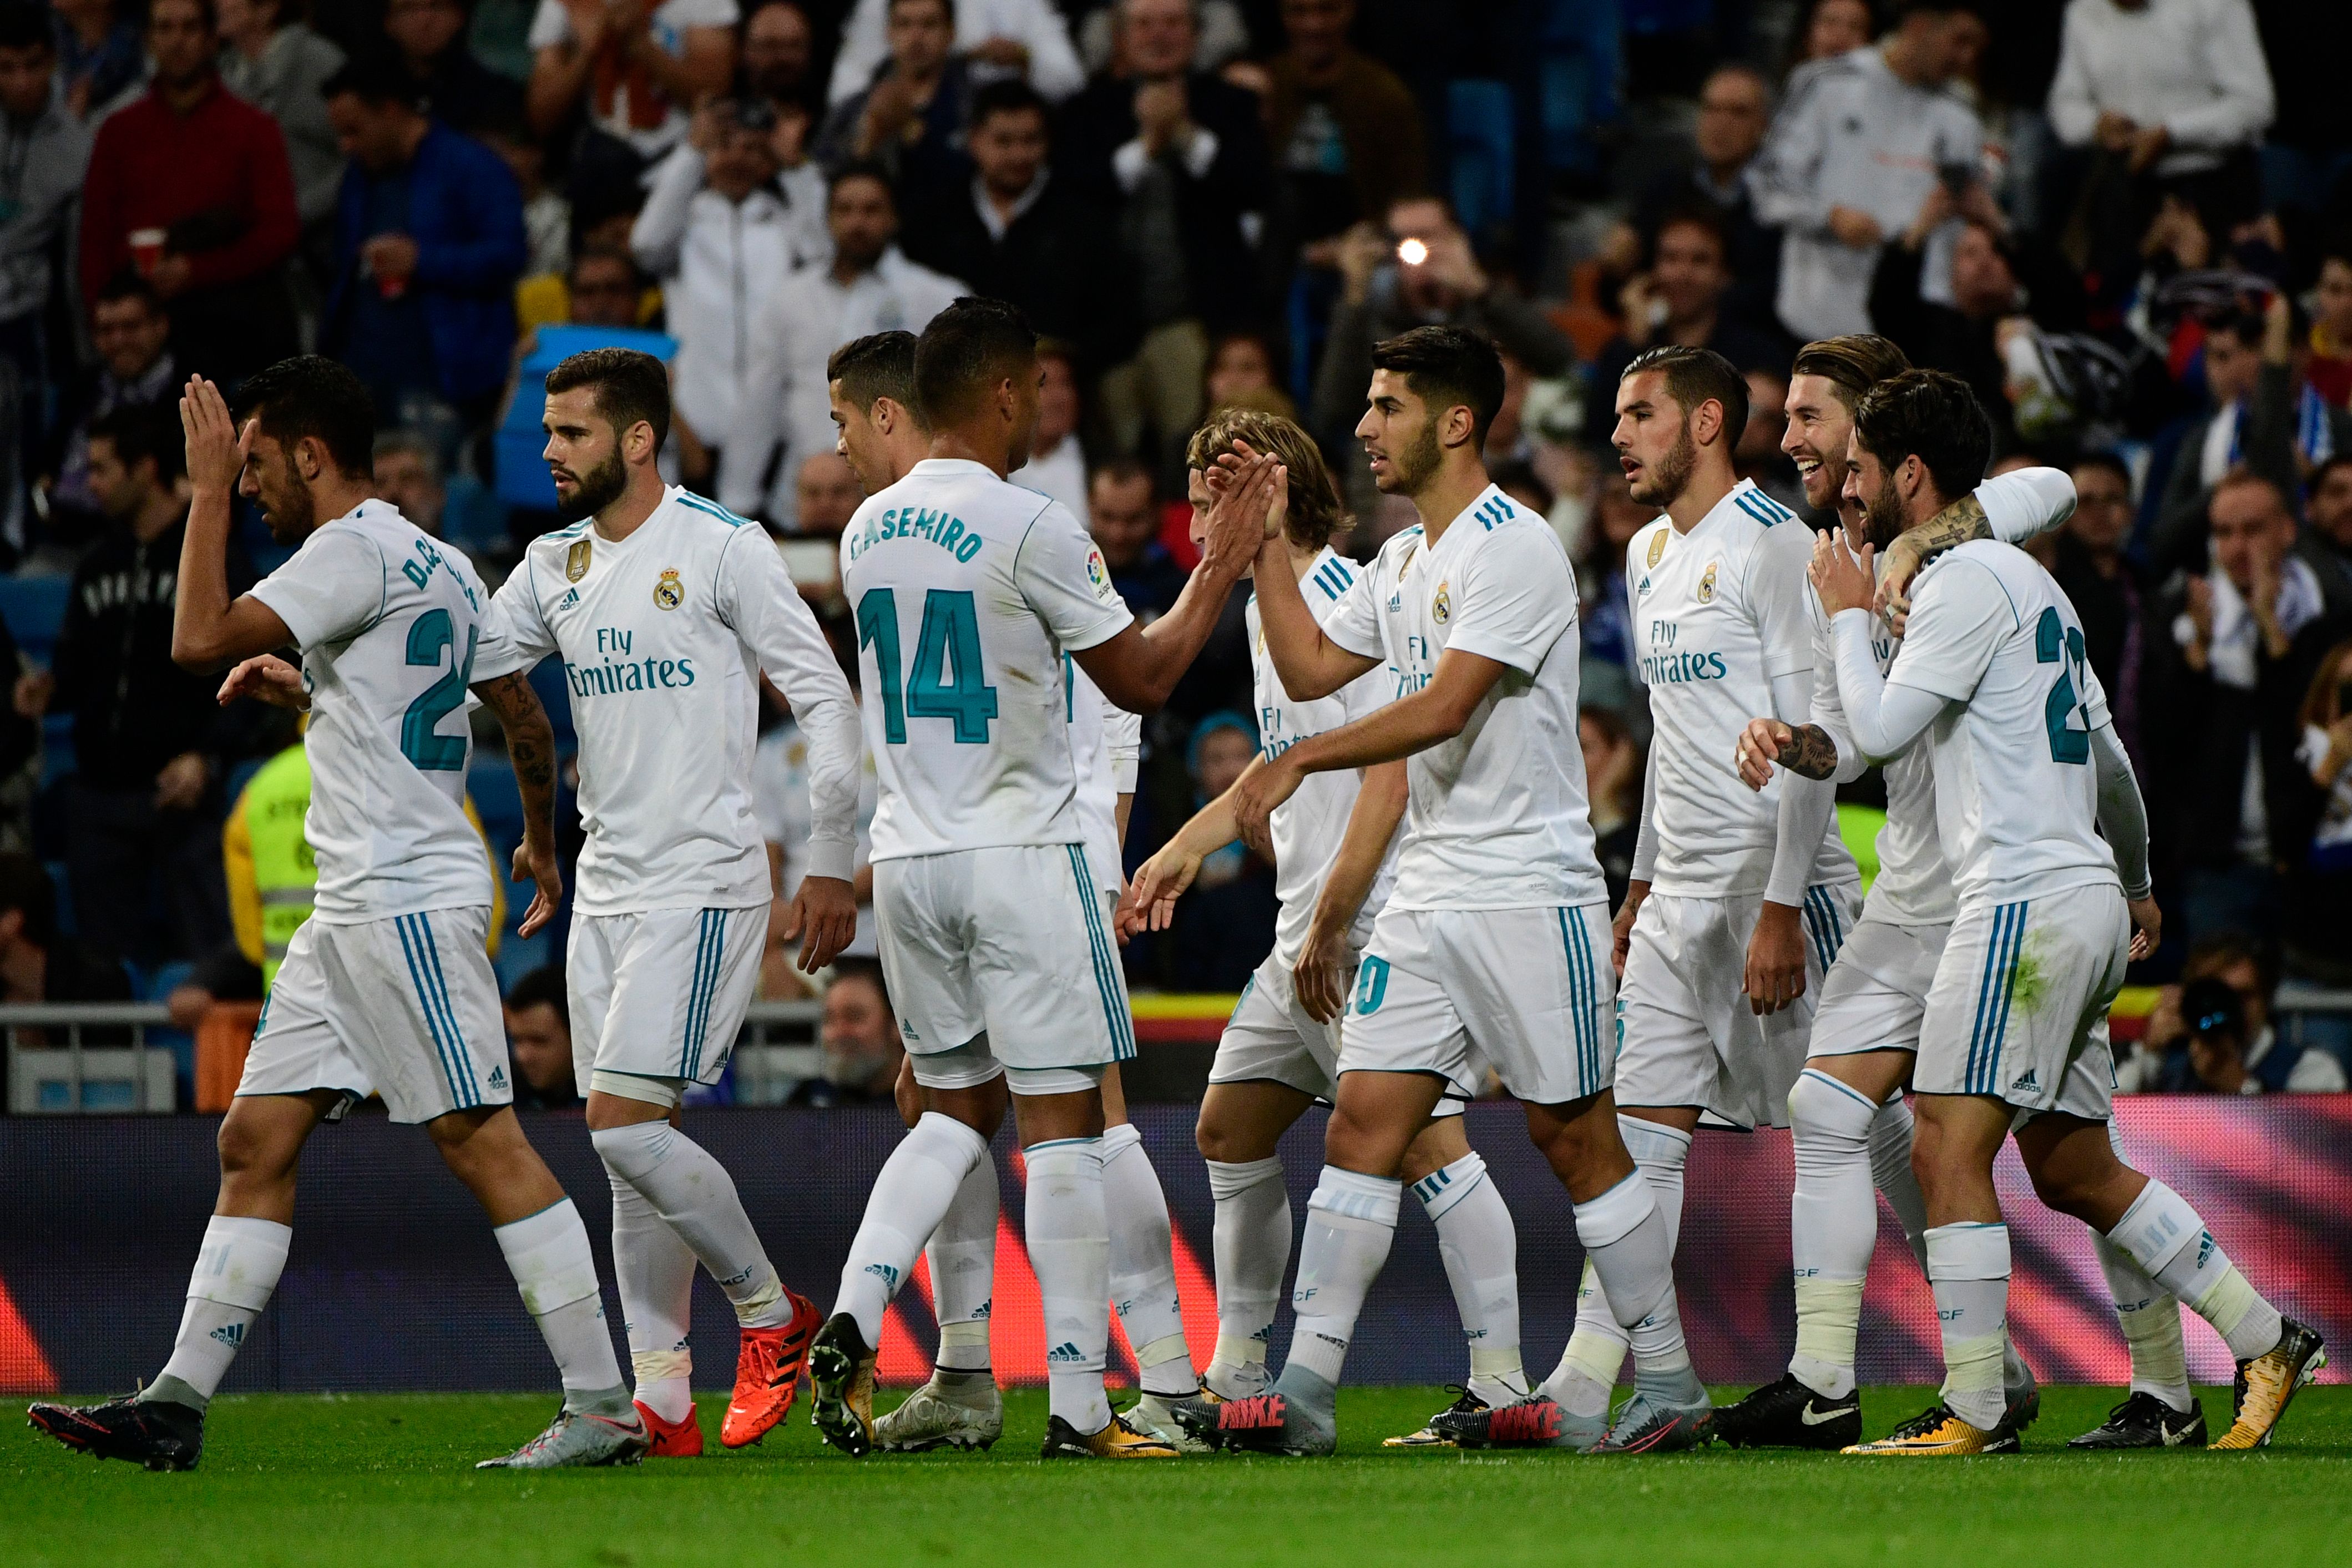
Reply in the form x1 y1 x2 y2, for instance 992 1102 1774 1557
76 0 300 385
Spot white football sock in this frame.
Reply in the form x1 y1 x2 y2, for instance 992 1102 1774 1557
2092 1228 2191 1409
494 1198 630 1415
1284 1167 1400 1386
924 1151 998 1373
610 1172 697 1422
2106 1179 2283 1361
1025 1138 1113 1434
1550 1117 1688 1402
1926 1222 2009 1430
833 1112 990 1347
1868 1095 1930 1271
591 1120 792 1328
153 1215 290 1407
1574 1167 1698 1400
1539 1260 1623 1417
1787 1069 1879 1400
1413 1151 1526 1404
1101 1123 1197 1397
1205 1155 1288 1398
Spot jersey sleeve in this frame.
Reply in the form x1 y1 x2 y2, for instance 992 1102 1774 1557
1975 467 2077 545
1011 499 1134 653
1623 532 1652 685
475 554 560 680
1446 523 1574 675
1319 560 1384 660
1747 522 1817 682
717 527 862 882
1885 557 2013 703
1100 690 1141 793
2077 646 2112 730
247 524 387 651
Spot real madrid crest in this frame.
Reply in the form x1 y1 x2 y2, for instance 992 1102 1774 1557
1697 562 1718 604
565 539 591 582
653 568 685 610
1432 580 1451 625
1646 531 1667 568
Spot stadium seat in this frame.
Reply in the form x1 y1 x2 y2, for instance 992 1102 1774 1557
0 573 71 667
495 325 677 510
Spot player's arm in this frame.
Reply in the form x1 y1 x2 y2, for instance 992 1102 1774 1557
1294 758 1407 1024
1229 645 1505 850
1071 455 1282 712
1815 534 1948 759
1876 467 2077 626
1247 525 1381 702
1119 763 1249 936
471 668 565 938
1612 745 1659 975
1738 613 1862 788
721 529 859 971
171 376 294 670
2090 719 2160 959
1749 532 1838 1014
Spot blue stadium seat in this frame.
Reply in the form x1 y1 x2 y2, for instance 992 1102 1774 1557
443 473 510 559
0 573 72 666
496 325 677 509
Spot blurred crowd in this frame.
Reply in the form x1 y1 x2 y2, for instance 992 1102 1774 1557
0 0 2348 1097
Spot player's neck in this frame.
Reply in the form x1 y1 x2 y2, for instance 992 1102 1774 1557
1284 538 1325 581
1409 458 1493 545
1665 458 1737 534
590 472 667 543
304 478 376 530
925 429 1012 478
1898 485 1957 535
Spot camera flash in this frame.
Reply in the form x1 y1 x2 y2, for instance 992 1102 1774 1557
1397 237 1429 266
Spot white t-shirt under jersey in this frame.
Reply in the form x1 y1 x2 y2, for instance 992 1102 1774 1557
249 500 510 923
839 457 1132 863
1628 478 1854 898
480 486 861 916
1322 485 1605 912
1812 466 2080 926
1065 654 1139 897
1882 539 2121 908
1251 547 1400 963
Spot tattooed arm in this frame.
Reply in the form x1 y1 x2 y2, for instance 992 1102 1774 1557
1875 493 1989 626
1876 467 2078 625
471 669 565 938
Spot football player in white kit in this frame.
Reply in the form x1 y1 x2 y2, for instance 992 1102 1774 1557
1529 346 1862 1449
1161 326 1697 1458
1121 407 1532 1446
1810 371 2325 1455
1717 338 2190 1451
477 349 864 1458
29 362 643 1472
812 299 1267 1460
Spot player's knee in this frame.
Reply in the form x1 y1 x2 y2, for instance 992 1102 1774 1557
216 1111 297 1185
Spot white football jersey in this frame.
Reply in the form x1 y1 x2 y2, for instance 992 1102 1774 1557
1885 540 2120 907
249 499 509 923
753 717 882 953
1627 479 1854 898
480 487 861 916
839 457 1133 862
1812 467 2081 926
1251 547 1400 963
1322 485 1604 912
1065 655 1140 897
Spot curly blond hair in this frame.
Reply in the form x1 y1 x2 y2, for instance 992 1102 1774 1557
1184 407 1348 552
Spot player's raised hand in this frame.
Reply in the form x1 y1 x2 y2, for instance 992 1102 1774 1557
1196 451 1282 580
1735 716 1794 791
782 873 857 972
1223 439 1290 543
1121 841 1203 935
2127 894 2162 963
1744 902 1807 1015
510 831 564 939
216 654 309 710
179 375 248 497
1874 529 1928 628
1809 530 1875 618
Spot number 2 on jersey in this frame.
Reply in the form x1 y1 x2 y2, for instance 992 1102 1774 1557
2035 605 2089 765
402 607 478 771
856 588 999 744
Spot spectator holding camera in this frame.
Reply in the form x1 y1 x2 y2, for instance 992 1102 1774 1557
2122 937 2346 1092
634 95 828 463
1590 208 1791 394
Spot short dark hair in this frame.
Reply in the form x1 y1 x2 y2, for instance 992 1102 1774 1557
914 296 1036 427
320 57 424 111
503 965 570 1030
827 157 897 204
2311 452 2352 491
93 268 164 314
150 0 218 33
569 242 638 285
1622 343 1748 442
2071 449 2132 492
969 77 1048 133
2182 931 2277 998
88 404 186 485
828 330 919 411
235 356 378 478
1368 325 1505 448
0 2 54 52
1851 368 1992 502
1651 202 1728 261
544 346 671 450
0 853 58 949
886 0 950 18
830 956 892 1014
2206 308 2267 351
1790 333 1912 411
1089 454 1153 498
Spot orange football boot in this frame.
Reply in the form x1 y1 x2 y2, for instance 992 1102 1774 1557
721 1288 822 1448
634 1400 704 1458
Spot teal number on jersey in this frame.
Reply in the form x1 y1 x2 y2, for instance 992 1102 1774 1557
2035 606 2090 765
856 588 908 743
857 588 999 745
401 607 478 771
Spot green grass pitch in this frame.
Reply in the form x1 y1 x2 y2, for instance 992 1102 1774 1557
3 1386 2345 1567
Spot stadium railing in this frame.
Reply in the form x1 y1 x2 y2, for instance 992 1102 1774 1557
3 1004 178 1114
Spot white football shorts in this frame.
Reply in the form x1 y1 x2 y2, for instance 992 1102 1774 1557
1211 945 1462 1117
1915 881 2127 1120
237 906 508 1124
568 903 767 1089
1808 916 1949 1059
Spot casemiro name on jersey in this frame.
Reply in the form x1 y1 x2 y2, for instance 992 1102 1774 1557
844 504 987 564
